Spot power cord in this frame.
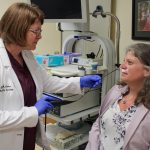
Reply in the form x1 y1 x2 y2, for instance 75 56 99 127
43 113 47 150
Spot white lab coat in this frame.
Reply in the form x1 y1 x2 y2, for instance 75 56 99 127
0 39 82 150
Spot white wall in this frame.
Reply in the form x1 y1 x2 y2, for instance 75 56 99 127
35 23 61 55
0 0 25 12
115 0 150 62
89 0 112 38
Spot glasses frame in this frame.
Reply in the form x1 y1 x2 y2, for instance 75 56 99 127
29 28 42 37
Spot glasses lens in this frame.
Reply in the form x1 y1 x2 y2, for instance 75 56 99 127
29 29 42 36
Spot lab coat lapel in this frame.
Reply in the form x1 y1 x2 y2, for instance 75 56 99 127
22 51 41 98
123 104 149 148
0 40 24 103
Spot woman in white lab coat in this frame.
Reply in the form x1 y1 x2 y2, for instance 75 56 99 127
0 3 101 150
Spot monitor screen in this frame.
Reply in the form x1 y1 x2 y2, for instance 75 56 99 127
28 0 87 23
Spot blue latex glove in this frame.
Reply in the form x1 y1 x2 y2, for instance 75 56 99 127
80 75 101 88
34 94 61 116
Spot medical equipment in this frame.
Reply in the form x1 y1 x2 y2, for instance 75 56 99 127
44 93 76 106
45 33 117 149
49 33 116 116
49 88 100 117
35 94 62 115
61 33 116 98
27 0 88 23
92 5 120 66
61 34 114 115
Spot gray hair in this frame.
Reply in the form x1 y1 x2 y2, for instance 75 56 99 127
122 43 150 109
126 43 150 69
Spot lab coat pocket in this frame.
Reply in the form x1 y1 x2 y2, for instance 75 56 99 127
0 129 24 150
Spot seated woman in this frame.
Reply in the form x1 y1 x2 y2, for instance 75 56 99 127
85 43 150 150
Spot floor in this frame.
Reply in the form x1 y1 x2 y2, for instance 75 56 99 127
35 145 42 150
35 145 58 150
35 144 86 150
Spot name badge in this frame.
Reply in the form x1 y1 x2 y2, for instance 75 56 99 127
0 85 14 92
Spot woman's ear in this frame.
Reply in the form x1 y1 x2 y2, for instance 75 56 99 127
144 67 150 77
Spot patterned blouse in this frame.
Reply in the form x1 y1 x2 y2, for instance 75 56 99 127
100 99 137 150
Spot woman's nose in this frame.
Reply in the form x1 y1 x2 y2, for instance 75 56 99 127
37 34 42 39
120 63 126 69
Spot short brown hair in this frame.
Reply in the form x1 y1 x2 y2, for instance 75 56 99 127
0 2 44 46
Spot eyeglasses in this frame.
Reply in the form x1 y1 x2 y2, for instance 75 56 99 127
29 28 42 37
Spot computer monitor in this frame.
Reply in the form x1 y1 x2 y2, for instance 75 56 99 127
27 0 87 23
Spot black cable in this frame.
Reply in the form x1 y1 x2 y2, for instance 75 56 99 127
56 67 117 100
103 68 118 78
96 45 103 58
72 40 78 53
44 113 47 132
43 113 47 150
54 68 118 100
43 68 119 108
